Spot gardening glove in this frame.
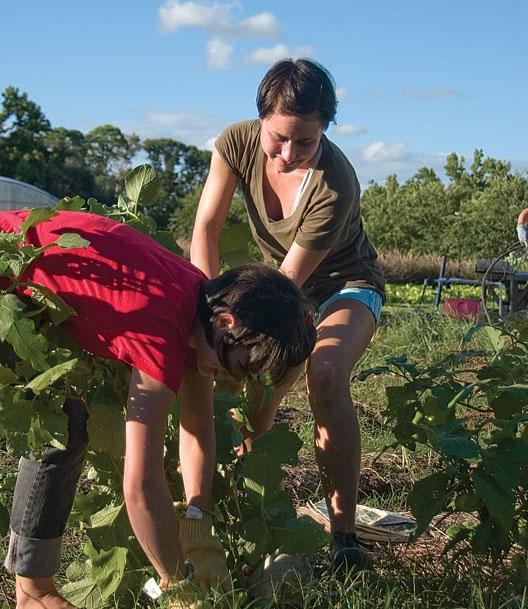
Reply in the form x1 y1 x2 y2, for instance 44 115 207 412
175 502 233 593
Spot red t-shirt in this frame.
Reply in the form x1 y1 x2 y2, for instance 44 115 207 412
0 210 206 393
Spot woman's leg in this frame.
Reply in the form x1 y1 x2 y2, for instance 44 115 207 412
307 300 375 536
5 398 89 609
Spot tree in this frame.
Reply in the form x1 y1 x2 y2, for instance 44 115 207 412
362 171 452 254
0 86 51 187
143 138 211 227
85 125 140 201
42 128 96 198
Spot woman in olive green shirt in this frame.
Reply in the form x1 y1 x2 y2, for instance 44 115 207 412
191 58 384 571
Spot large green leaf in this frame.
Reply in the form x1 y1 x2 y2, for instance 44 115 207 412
482 326 506 353
474 470 515 533
125 164 159 206
56 233 91 249
87 502 137 556
90 544 128 599
0 364 18 387
239 517 268 566
435 432 480 460
241 425 301 509
408 471 452 537
249 424 302 466
28 415 54 451
219 222 254 267
6 317 48 371
21 208 57 235
269 516 328 556
61 574 103 609
471 519 494 554
55 196 85 211
26 359 78 394
90 503 124 529
1 392 33 435
0 293 25 341
27 284 77 325
70 491 112 526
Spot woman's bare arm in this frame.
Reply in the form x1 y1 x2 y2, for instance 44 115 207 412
190 149 238 278
124 368 184 584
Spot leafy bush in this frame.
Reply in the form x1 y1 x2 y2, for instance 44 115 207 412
362 150 528 260
359 321 528 565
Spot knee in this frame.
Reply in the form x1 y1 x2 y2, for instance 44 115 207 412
307 361 348 409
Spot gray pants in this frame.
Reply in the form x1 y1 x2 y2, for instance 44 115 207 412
3 398 88 577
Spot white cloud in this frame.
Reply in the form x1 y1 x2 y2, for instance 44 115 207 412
336 87 347 102
362 141 410 163
245 44 289 65
158 1 280 38
206 37 232 69
333 123 367 136
337 141 448 186
245 44 313 66
404 86 464 99
131 109 229 149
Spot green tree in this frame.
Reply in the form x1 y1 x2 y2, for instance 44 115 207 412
143 138 211 227
42 128 96 198
168 185 247 243
362 170 452 254
85 125 140 201
0 86 51 187
449 174 528 258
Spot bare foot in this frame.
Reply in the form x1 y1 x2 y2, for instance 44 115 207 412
16 576 78 609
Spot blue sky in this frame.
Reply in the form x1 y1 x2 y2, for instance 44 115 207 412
2 0 527 186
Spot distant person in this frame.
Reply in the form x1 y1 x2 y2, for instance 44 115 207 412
190 58 385 571
517 208 528 247
0 210 316 609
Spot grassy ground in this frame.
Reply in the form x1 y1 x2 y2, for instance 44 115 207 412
1 304 526 608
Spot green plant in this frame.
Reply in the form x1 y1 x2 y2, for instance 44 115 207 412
358 321 528 565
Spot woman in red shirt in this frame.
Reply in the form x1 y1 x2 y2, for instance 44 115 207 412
0 210 316 609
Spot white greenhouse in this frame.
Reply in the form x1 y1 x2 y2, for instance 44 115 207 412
0 176 57 210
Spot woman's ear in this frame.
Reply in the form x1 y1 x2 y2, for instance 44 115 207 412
212 312 237 331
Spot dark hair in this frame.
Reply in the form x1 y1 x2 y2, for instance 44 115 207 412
197 264 316 383
256 58 337 129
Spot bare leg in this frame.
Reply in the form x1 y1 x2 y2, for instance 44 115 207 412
307 300 375 534
16 576 77 609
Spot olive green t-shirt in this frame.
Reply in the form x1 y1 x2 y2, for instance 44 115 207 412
215 119 385 306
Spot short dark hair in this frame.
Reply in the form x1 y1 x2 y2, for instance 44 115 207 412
198 264 316 383
256 58 337 129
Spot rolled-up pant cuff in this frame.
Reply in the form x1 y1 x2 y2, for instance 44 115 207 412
3 529 62 577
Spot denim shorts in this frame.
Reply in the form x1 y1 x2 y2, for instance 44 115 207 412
317 287 383 324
